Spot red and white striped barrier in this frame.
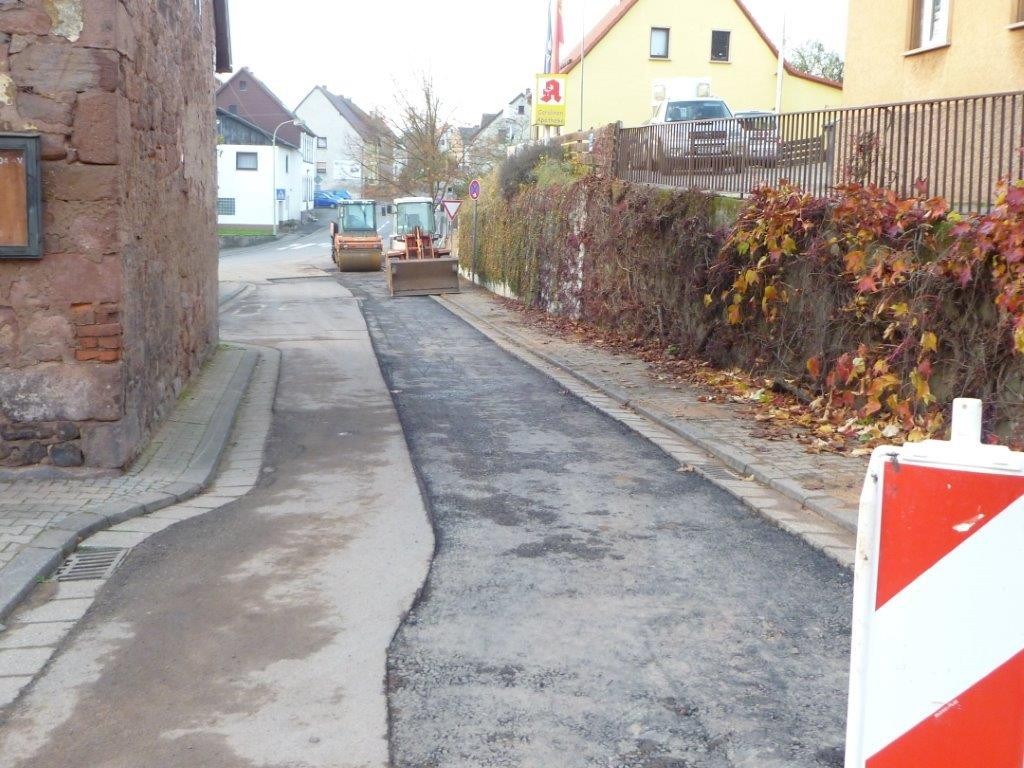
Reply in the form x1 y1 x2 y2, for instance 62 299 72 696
845 399 1024 767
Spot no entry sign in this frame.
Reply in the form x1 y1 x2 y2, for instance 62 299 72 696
846 399 1024 768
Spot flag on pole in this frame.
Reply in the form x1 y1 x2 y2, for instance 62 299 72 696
544 0 565 74
544 0 553 73
553 0 564 73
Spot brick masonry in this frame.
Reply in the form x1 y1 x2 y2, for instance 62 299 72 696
0 1 220 468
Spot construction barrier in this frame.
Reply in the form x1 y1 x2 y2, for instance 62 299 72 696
845 399 1024 767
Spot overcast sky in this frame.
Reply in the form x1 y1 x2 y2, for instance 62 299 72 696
225 0 847 126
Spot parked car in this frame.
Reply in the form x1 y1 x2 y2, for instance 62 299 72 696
735 111 781 167
314 191 343 208
645 85 746 174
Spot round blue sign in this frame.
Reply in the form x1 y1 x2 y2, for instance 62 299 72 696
469 179 481 200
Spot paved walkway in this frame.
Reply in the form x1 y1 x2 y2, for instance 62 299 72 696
440 286 868 535
0 345 258 619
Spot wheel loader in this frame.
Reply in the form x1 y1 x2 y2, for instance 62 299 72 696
384 197 460 297
329 199 383 272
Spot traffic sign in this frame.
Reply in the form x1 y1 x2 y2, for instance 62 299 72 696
846 398 1024 768
469 179 481 200
442 199 462 222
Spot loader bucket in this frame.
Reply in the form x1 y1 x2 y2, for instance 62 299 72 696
386 256 461 297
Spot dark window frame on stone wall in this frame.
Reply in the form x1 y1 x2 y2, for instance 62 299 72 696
0 134 42 260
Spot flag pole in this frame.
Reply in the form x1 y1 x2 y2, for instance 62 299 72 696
579 0 585 133
774 5 787 113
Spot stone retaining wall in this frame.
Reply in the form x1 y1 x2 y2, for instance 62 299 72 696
0 0 220 468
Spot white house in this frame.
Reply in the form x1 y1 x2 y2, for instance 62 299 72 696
215 108 315 230
294 86 392 198
462 90 533 171
215 68 316 229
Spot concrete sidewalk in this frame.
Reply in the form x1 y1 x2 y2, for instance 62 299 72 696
438 285 866 549
0 344 261 621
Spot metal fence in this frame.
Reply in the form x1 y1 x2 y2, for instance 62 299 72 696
615 91 1024 213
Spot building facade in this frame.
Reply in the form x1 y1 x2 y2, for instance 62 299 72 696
559 0 843 130
294 86 392 199
844 0 1024 105
0 0 231 468
216 109 312 230
216 68 315 226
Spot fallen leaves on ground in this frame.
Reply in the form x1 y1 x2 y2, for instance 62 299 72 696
499 298 943 458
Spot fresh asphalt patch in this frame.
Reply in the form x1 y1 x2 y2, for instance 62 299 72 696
341 273 852 768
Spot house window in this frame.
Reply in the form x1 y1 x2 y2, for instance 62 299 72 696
650 27 670 58
909 0 950 48
317 137 328 149
236 151 258 170
711 30 731 61
316 161 328 174
285 155 289 173
239 80 248 91
217 198 236 216
517 104 526 115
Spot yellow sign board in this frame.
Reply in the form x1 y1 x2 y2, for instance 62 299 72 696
533 74 567 127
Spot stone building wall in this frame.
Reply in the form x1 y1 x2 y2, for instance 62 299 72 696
0 0 220 468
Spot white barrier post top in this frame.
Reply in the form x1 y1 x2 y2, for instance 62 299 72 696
950 397 983 445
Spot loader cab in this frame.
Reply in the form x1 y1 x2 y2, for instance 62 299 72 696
394 198 436 236
389 197 439 252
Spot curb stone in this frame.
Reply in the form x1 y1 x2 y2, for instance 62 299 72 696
433 294 858 566
0 346 260 623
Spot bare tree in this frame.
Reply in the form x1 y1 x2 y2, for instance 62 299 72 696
789 41 844 83
345 77 459 202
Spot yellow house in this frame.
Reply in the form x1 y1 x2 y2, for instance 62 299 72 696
558 0 843 131
844 0 1024 105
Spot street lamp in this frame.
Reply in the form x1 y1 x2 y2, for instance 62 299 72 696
272 118 304 237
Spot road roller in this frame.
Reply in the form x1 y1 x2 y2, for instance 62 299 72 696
330 199 383 272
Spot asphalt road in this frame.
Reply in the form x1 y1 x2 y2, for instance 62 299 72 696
342 273 852 768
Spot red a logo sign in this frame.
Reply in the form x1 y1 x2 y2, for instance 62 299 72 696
541 79 562 103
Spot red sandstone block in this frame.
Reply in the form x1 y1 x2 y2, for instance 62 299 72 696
96 350 120 362
69 303 95 325
40 133 68 161
43 163 120 203
78 0 117 49
9 42 118 94
16 92 74 131
0 8 53 36
79 337 99 349
73 92 120 165
75 322 121 338
75 349 101 362
98 336 120 350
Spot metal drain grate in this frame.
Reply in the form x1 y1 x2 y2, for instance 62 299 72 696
54 548 128 582
694 463 741 481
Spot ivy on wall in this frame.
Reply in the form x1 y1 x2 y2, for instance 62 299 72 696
462 161 1024 445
